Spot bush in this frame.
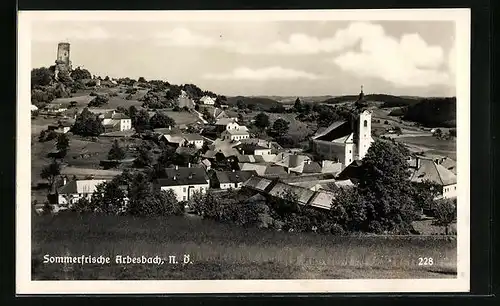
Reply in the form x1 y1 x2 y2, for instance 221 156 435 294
31 67 53 87
70 67 92 81
88 94 109 107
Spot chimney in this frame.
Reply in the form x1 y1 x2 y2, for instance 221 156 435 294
173 175 177 181
175 165 179 170
415 156 421 169
188 162 191 168
62 175 67 186
168 126 172 131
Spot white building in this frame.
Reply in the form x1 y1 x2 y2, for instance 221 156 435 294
409 155 457 199
101 110 132 132
221 128 250 141
44 103 67 114
311 109 374 167
183 134 205 149
214 170 257 190
57 179 108 206
156 166 210 202
200 95 216 105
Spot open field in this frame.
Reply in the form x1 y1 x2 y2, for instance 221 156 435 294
161 110 201 126
394 136 456 159
32 213 457 280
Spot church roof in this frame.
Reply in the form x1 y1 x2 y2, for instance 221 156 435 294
313 121 352 142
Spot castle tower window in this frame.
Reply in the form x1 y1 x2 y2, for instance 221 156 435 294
364 120 368 127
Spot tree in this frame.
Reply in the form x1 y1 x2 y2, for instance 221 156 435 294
254 112 270 130
72 197 94 213
268 188 300 218
90 181 126 215
40 159 60 193
293 97 303 113
411 180 441 213
70 67 92 81
31 67 53 87
108 139 126 160
433 198 456 234
150 112 176 129
133 109 150 133
355 140 419 234
56 133 70 156
329 187 367 232
272 118 290 136
72 108 104 136
394 126 402 135
448 128 457 138
138 77 147 83
133 143 153 168
188 190 205 215
433 128 443 138
128 106 138 125
236 99 246 110
88 94 109 107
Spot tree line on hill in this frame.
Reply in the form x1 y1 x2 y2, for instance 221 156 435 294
322 92 457 128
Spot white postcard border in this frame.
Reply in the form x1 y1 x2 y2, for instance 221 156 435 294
17 9 471 294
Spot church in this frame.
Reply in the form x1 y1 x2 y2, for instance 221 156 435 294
311 86 375 168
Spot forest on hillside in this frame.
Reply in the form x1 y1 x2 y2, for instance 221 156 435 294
323 94 422 107
403 97 456 128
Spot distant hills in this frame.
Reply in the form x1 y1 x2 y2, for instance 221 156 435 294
226 96 282 111
227 94 457 128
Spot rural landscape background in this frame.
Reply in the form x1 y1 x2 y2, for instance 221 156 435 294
29 18 458 281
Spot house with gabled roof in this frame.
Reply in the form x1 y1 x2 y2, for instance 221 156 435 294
155 165 210 202
409 155 457 199
100 110 132 132
57 178 108 206
200 95 216 105
214 170 257 190
221 126 250 141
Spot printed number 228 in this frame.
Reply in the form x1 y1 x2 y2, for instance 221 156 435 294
418 257 434 266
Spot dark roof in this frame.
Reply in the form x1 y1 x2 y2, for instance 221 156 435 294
336 160 363 181
156 167 208 186
264 165 288 176
236 143 270 154
215 170 257 184
302 162 322 174
315 121 352 142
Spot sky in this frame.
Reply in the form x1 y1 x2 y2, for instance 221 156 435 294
30 19 456 97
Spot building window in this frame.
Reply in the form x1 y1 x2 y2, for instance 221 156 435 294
364 120 368 127
183 187 187 192
454 186 456 190
183 196 186 201
349 150 351 153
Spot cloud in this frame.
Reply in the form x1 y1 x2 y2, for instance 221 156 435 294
330 24 450 87
33 26 112 42
154 28 216 47
202 66 321 81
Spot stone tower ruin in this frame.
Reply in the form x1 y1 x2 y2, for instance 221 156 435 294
54 42 72 80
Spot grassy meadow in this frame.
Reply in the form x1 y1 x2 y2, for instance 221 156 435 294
32 213 457 280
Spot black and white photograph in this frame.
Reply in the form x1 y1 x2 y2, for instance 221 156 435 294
17 9 470 294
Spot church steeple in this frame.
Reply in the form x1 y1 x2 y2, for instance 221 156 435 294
355 85 368 110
